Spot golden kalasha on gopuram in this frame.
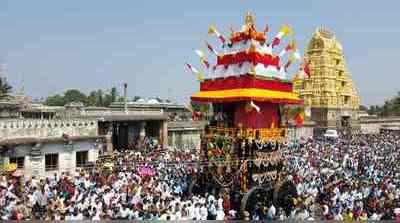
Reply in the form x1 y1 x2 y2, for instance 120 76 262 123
185 12 306 216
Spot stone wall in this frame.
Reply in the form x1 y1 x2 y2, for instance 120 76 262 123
167 121 205 151
0 101 21 119
0 118 98 139
168 130 201 151
287 121 315 141
0 108 20 119
360 117 400 134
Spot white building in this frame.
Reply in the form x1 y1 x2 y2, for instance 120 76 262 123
0 118 106 179
2 136 103 179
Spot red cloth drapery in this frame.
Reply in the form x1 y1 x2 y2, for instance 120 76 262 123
200 75 293 92
234 102 279 129
217 51 280 68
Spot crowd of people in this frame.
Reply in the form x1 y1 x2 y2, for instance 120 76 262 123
0 133 399 220
0 148 235 221
279 133 400 220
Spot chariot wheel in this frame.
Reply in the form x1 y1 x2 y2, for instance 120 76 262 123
273 180 298 216
189 172 223 196
240 179 298 219
240 183 274 218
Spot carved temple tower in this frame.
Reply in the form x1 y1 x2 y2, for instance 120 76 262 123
293 28 360 134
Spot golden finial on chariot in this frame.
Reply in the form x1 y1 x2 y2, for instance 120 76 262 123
245 11 255 26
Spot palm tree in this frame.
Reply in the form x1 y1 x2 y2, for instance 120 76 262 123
0 77 12 100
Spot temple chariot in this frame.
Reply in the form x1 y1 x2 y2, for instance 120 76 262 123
186 12 304 218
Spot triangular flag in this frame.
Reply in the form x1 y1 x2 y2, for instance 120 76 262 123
185 63 204 81
298 59 311 79
303 60 311 78
208 25 226 44
250 101 261 113
195 49 210 68
293 50 301 60
272 24 293 48
206 42 219 56
263 24 269 34
284 53 296 71
195 49 205 58
279 40 296 57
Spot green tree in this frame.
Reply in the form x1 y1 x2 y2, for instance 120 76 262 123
44 87 125 107
133 96 141 102
110 87 118 103
45 94 65 106
381 100 393 117
0 77 12 100
117 96 124 102
97 90 104 106
368 105 376 115
359 105 368 111
45 89 87 106
102 86 120 107
368 91 400 117
103 93 113 107
391 91 400 115
63 89 87 104
374 105 381 115
86 91 98 106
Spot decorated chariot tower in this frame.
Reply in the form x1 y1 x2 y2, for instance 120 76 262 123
185 13 303 217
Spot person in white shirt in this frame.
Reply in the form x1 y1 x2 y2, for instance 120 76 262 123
92 209 101 221
370 212 380 221
64 213 72 221
187 202 195 219
75 212 84 221
267 203 276 220
216 206 225 220
193 203 201 220
200 204 208 220
208 200 217 220
119 205 130 219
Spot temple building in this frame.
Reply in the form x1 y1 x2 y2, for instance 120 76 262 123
293 28 360 134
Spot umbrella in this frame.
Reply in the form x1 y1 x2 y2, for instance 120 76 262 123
138 166 155 177
5 163 17 172
103 162 114 169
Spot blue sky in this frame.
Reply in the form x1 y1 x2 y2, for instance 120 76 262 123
1 0 399 106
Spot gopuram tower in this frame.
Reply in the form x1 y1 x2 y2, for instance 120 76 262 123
293 28 360 134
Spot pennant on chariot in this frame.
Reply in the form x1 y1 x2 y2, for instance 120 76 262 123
185 63 204 81
195 49 210 68
250 101 261 113
205 42 219 56
279 40 296 57
263 24 270 34
295 110 305 127
297 59 311 79
284 53 296 72
208 25 226 45
303 59 311 78
271 24 293 48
